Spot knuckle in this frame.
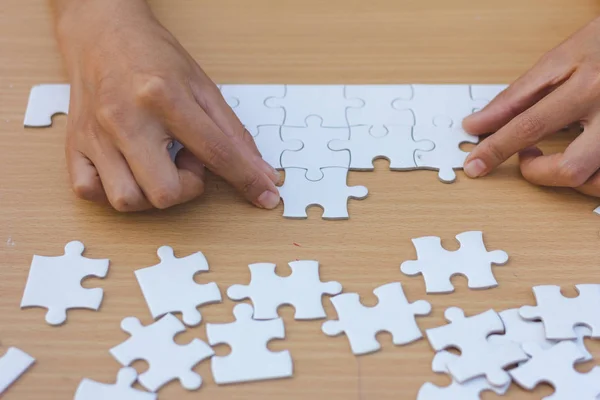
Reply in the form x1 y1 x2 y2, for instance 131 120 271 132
110 187 144 212
72 179 99 201
514 114 545 140
557 162 589 187
241 172 263 195
134 75 174 107
203 140 232 168
146 184 178 209
481 140 506 164
95 103 127 132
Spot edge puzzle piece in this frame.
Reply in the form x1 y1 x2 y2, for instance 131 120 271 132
74 368 157 400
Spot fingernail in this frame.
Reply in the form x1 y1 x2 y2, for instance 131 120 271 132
464 158 487 178
257 190 280 209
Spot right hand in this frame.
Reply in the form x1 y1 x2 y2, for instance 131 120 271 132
53 0 280 212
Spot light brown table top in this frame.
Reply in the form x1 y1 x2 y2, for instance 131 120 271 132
2 0 600 399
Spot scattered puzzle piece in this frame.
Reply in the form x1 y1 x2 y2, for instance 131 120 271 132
510 341 600 400
400 231 509 294
109 314 214 392
227 260 341 320
135 246 221 327
21 241 109 325
252 125 303 169
417 351 510 400
74 368 156 400
328 125 434 170
426 307 528 386
206 303 293 385
322 282 431 355
279 167 368 219
519 284 600 340
0 347 35 395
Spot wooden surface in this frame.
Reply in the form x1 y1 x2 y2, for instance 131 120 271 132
1 0 600 398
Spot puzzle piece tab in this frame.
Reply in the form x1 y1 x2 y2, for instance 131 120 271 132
519 284 600 340
322 282 431 355
135 246 221 326
401 231 509 294
109 314 214 392
21 241 109 325
206 303 293 384
279 167 368 219
74 368 157 400
227 260 342 320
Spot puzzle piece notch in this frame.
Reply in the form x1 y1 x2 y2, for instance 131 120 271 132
322 282 431 355
401 231 509 294
426 307 528 386
510 341 600 400
227 260 342 320
265 84 362 127
109 314 214 392
135 246 221 327
344 84 414 127
206 303 293 384
0 347 35 395
280 116 350 181
328 125 434 170
252 125 303 170
417 351 510 400
74 368 157 400
279 167 368 219
221 84 285 136
488 308 593 362
20 241 109 325
412 125 479 183
519 284 600 340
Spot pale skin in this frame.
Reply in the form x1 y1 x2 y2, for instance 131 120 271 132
51 0 600 212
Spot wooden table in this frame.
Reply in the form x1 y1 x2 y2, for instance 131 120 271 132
2 0 600 398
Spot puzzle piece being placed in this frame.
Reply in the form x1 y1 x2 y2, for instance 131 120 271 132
74 368 156 400
21 241 109 325
488 308 592 362
221 84 285 136
227 260 342 320
109 314 214 392
328 125 434 170
135 246 221 327
400 231 509 294
322 282 431 355
510 341 600 400
344 85 414 129
519 284 600 340
206 303 293 384
0 347 35 395
252 126 302 170
265 85 362 127
417 351 510 400
279 167 368 219
280 116 350 181
426 307 528 386
412 125 479 183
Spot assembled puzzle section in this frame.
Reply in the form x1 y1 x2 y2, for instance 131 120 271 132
20 241 109 325
74 368 157 400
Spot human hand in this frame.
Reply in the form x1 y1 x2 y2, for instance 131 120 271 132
463 17 600 197
52 0 280 211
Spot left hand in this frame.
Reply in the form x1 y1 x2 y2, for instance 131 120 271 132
462 17 600 197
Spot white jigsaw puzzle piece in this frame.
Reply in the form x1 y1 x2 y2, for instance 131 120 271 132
74 368 156 400
519 284 600 340
412 125 479 183
21 241 109 325
265 85 361 127
109 314 214 392
328 125 434 170
227 260 342 320
594 205 600 215
400 231 509 294
322 282 431 355
24 84 70 127
206 303 293 385
344 85 414 128
0 347 35 395
279 167 368 219
426 307 528 386
510 341 600 400
417 351 510 400
488 308 593 362
221 84 285 136
135 246 221 327
280 116 350 181
252 126 302 169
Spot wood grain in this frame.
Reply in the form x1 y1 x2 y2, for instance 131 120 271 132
1 0 600 398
